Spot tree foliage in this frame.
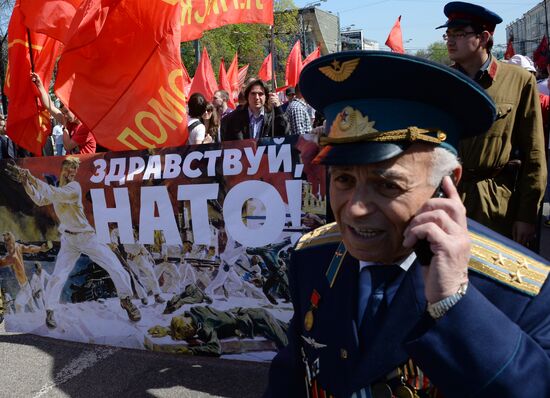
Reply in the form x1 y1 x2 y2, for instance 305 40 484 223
415 41 451 66
182 0 300 88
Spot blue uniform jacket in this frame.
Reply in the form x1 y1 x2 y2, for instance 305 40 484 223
264 220 550 397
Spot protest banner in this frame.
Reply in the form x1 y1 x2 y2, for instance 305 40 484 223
0 135 326 360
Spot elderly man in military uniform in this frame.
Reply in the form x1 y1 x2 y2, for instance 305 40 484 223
264 52 550 397
148 305 288 356
437 2 547 247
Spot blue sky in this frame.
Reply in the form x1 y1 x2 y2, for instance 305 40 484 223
293 0 539 52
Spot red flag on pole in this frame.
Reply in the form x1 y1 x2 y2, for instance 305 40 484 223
302 46 321 68
258 53 273 82
533 35 549 71
54 0 187 151
504 37 515 60
189 47 218 101
20 0 82 44
238 64 249 88
5 1 62 155
285 40 302 88
180 0 274 42
226 52 240 103
385 16 405 54
218 58 235 108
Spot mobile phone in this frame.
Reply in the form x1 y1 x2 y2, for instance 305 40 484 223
414 175 453 266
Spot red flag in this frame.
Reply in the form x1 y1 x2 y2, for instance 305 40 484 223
285 40 302 88
226 52 240 103
180 0 274 42
533 35 549 71
385 16 405 54
238 64 249 88
302 46 320 68
218 58 235 108
20 0 82 44
189 47 218 101
504 38 515 60
258 53 273 82
5 1 62 155
55 0 187 151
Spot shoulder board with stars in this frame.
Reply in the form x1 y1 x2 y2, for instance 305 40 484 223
468 231 550 296
295 222 341 251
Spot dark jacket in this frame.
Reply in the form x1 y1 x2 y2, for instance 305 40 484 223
221 106 289 141
265 220 550 398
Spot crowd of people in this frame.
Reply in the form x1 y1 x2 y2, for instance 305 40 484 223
0 0 549 395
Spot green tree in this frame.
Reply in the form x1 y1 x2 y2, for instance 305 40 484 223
415 41 451 66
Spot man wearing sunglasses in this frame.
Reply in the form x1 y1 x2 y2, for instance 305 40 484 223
438 2 546 249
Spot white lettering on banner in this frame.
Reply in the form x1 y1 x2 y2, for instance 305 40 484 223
222 148 243 175
177 183 219 245
223 181 286 247
104 158 127 186
163 154 182 179
127 157 146 181
90 188 133 244
90 179 305 247
203 150 223 177
90 159 107 183
138 186 182 245
268 144 292 173
182 151 203 178
87 142 296 188
143 155 163 181
244 145 265 175
285 179 303 228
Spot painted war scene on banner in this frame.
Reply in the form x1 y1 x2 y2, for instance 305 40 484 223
0 0 549 397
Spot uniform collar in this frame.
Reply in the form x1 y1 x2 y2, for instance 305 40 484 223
359 252 416 272
452 53 499 83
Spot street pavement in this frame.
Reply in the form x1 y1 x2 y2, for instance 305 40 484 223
0 325 270 398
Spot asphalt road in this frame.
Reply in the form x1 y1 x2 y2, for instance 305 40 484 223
0 325 270 398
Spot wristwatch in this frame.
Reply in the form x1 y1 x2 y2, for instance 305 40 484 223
427 282 468 320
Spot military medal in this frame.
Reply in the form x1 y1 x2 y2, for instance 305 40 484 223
304 289 320 331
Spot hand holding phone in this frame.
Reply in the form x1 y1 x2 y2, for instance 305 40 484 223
414 176 453 266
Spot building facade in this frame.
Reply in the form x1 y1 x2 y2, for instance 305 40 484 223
340 29 380 51
506 1 548 59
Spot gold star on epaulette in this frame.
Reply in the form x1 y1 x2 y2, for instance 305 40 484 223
492 253 506 267
516 258 529 270
319 58 360 82
509 270 524 284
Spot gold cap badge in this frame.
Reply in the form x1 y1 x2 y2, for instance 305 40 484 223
318 58 360 82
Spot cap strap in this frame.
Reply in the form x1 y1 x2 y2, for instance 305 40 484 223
320 126 447 145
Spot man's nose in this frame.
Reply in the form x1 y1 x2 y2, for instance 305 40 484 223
347 189 376 217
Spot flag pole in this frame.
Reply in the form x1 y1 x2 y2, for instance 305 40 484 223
270 24 276 138
26 28 35 72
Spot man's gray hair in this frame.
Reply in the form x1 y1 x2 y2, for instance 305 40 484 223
428 147 460 187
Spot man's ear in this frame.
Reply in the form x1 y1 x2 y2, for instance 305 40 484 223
479 31 491 49
452 166 462 185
